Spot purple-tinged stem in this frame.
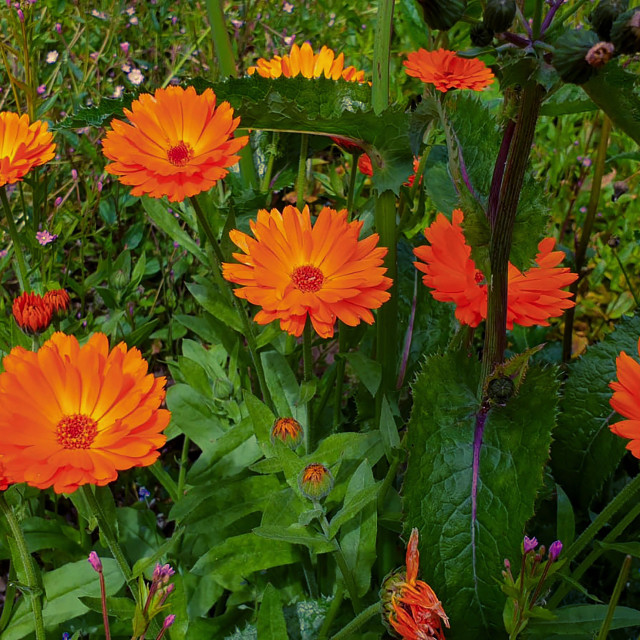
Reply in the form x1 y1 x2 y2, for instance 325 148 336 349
488 120 516 225
500 32 531 48
458 146 481 204
98 572 111 640
540 0 565 36
396 273 418 389
471 405 489 586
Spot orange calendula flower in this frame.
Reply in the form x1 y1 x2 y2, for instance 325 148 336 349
248 42 366 82
383 529 449 640
299 463 333 500
101 86 248 202
222 205 392 339
43 288 71 315
609 338 640 458
13 292 53 334
404 48 495 93
0 112 56 187
0 332 170 494
271 416 303 448
413 210 577 328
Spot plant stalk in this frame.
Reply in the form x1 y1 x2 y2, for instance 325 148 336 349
1 186 29 292
303 320 315 452
329 602 381 640
296 134 309 210
595 555 632 640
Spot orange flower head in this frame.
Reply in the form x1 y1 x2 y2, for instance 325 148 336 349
101 86 248 202
0 112 56 187
13 292 53 334
0 459 9 491
248 42 366 82
299 463 333 500
43 288 71 315
609 337 640 458
358 153 374 176
271 416 303 448
0 332 171 493
404 48 495 93
382 529 449 640
222 205 392 339
413 209 577 328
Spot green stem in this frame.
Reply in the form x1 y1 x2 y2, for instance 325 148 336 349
189 195 273 411
81 485 137 601
612 246 640 308
0 561 17 633
177 435 190 497
303 320 315 452
595 555 632 640
0 494 45 640
333 324 347 429
1 186 29 292
260 132 279 194
205 0 258 189
148 461 179 504
346 153 360 218
317 586 345 640
532 0 544 39
372 0 395 115
562 115 612 362
296 134 309 210
329 602 381 640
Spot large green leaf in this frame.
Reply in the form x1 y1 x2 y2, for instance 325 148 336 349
403 349 558 637
527 604 640 636
257 584 289 640
551 316 639 508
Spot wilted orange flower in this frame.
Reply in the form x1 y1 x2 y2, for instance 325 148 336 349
358 153 373 176
101 86 248 202
383 528 449 640
12 292 53 334
404 48 495 93
609 338 640 458
222 205 392 338
0 332 170 494
413 210 577 328
43 288 70 315
248 42 366 82
0 112 56 187
299 463 333 500
271 416 303 447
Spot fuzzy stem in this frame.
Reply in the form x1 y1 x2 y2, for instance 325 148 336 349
372 0 394 115
98 570 112 640
0 494 45 640
531 0 544 39
317 586 345 640
329 602 381 640
1 186 29 292
562 115 612 362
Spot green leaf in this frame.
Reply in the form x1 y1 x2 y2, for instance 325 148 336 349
597 541 640 558
261 351 301 420
328 481 380 539
345 351 382 396
78 595 136 620
583 62 640 146
527 605 640 636
339 461 378 596
131 527 185 579
379 395 401 461
556 483 576 548
257 584 289 640
404 349 558 637
253 525 334 553
551 315 637 508
187 279 243 333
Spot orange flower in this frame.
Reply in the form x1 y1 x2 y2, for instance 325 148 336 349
271 416 303 448
13 292 53 334
383 529 449 640
405 157 422 188
0 459 9 491
0 332 170 494
0 112 56 187
404 48 495 93
43 288 71 315
609 338 640 458
222 205 392 338
101 86 248 202
413 210 577 328
248 42 365 82
358 153 373 176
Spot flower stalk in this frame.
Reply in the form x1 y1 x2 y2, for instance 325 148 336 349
329 602 381 640
595 555 632 640
1 186 30 292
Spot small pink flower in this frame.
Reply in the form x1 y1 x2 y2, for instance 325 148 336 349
55 22 62 33
120 41 130 54
36 230 58 246
88 551 102 573
37 84 46 95
46 50 58 64
127 68 144 85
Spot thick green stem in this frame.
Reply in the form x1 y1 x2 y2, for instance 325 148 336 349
482 83 544 381
372 0 395 115
189 195 273 411
612 246 640 307
346 153 360 218
296 134 309 210
1 186 29 292
329 602 381 640
205 0 258 189
595 555 632 640
177 435 190 497
532 0 544 39
333 325 347 429
317 586 344 640
562 115 612 362
81 485 137 601
0 494 45 640
303 320 315 452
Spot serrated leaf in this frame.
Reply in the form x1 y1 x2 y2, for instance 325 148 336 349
551 315 638 508
257 584 289 640
404 350 557 637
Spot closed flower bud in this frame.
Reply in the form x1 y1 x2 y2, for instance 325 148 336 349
271 417 303 448
548 540 563 561
483 0 516 33
12 292 53 334
471 22 495 47
299 463 333 500
88 551 103 572
487 375 515 406
416 0 467 31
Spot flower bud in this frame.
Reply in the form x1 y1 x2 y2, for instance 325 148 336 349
299 463 333 500
271 417 303 448
548 540 563 562
88 551 103 572
523 536 538 553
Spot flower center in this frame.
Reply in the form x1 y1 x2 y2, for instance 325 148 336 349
56 414 98 449
292 265 324 293
166 141 193 167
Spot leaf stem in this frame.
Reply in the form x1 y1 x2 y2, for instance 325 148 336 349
612 245 640 308
296 134 309 210
177 435 190 497
1 186 29 292
333 324 347 430
317 585 344 640
303 320 315 452
0 493 45 640
329 602 381 640
595 555 632 640
346 152 360 218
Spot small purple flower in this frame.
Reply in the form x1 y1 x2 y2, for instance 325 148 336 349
97 180 103 192
88 551 102 572
548 540 563 562
55 22 62 33
0 249 8 259
138 486 151 500
62 634 71 640
153 563 175 584
163 614 176 629
120 41 130 54
37 84 46 95
579 206 587 213
523 536 538 553
36 230 58 246
54 196 63 207
71 168 78 181
581 157 592 168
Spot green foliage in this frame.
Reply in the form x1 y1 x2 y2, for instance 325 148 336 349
404 349 558 637
551 315 639 508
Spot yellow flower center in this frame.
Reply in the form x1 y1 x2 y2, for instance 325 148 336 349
166 141 193 167
56 414 98 449
292 265 324 293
